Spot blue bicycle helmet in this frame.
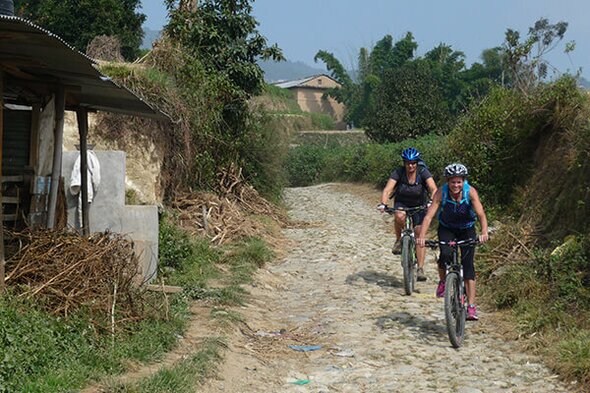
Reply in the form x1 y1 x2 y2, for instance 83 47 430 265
401 147 421 161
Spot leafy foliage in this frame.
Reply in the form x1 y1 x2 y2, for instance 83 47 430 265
365 61 452 142
161 0 285 195
285 133 450 188
0 292 187 392
314 33 418 128
503 18 573 92
447 76 585 207
165 0 283 97
14 0 146 60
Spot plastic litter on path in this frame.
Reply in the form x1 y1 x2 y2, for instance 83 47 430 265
288 345 322 352
289 379 311 385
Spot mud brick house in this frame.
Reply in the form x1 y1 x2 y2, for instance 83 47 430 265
274 74 347 129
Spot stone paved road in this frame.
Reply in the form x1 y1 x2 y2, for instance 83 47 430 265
200 184 572 393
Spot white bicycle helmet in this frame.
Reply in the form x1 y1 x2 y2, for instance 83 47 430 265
444 163 468 178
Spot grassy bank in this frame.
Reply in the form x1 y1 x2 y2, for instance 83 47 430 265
0 214 274 392
255 84 336 131
0 292 188 392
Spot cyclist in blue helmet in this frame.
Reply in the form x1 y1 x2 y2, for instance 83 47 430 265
378 147 437 282
417 163 489 320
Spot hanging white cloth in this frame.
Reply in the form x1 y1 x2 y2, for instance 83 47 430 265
70 150 101 228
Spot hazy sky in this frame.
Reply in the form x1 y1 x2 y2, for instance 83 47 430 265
141 0 589 78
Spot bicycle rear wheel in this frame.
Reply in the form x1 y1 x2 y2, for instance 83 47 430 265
401 236 415 295
444 272 466 348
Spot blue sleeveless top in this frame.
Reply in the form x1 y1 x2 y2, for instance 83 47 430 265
438 182 476 229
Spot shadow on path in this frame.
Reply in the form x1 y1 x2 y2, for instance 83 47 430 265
376 311 448 343
346 270 404 288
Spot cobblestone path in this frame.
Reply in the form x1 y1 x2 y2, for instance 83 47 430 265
200 184 571 393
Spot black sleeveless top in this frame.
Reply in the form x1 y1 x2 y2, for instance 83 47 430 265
390 167 432 206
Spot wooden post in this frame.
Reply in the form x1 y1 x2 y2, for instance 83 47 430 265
76 107 90 236
47 86 65 229
0 71 5 290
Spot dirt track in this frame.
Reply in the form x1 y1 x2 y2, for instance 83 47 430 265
199 183 572 393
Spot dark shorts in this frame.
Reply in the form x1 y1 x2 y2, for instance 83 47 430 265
437 225 477 280
393 201 426 227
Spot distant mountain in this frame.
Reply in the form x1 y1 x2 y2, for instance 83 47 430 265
578 76 590 90
141 28 161 50
259 59 326 83
138 35 328 84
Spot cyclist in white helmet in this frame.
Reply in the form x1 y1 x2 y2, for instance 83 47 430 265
417 163 489 321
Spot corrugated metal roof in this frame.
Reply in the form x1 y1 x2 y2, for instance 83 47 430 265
273 75 319 89
272 74 341 90
0 15 167 120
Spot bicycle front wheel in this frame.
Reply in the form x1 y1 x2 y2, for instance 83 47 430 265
401 235 415 295
444 272 466 348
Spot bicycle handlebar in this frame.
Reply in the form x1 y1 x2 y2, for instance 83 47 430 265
424 238 480 248
383 205 428 214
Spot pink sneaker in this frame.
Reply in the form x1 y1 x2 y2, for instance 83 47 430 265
467 304 479 321
436 281 445 298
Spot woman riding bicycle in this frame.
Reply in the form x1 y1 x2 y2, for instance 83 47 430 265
378 147 437 282
416 163 489 320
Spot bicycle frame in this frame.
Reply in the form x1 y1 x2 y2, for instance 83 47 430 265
385 205 427 295
425 238 478 348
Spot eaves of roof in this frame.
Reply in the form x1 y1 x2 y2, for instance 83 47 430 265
0 15 168 120
272 74 340 89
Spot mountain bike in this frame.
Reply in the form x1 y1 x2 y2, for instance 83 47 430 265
425 238 479 348
385 205 427 295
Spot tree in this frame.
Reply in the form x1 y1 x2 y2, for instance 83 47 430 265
165 0 283 97
14 0 146 60
365 60 451 143
315 33 417 128
162 0 284 189
503 18 572 92
424 43 468 114
461 47 508 101
390 32 418 68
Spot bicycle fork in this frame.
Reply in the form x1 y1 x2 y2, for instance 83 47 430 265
447 253 466 307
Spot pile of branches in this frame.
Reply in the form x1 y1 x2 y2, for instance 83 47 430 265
5 229 142 324
172 165 287 244
478 223 538 277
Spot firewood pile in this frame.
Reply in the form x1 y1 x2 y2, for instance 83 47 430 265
4 229 142 321
172 165 287 244
478 223 537 274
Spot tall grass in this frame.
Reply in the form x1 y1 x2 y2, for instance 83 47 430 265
112 338 224 393
285 132 451 188
0 293 188 392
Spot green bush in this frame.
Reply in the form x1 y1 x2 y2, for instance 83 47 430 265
159 214 220 288
547 236 590 308
285 133 451 188
447 76 586 205
285 145 330 187
159 214 194 270
309 112 335 130
240 110 289 202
